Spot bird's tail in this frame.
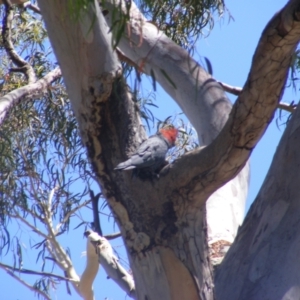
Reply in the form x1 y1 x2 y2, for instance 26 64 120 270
114 159 135 171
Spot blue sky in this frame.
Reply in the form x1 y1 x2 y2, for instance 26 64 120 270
1 1 296 299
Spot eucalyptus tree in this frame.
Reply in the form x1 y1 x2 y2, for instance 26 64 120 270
0 0 300 300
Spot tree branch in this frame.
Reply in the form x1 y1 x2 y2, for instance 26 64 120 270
44 237 81 294
55 199 92 234
0 67 62 126
44 210 80 284
217 81 241 96
85 230 136 299
2 0 36 83
215 71 300 300
78 233 99 300
162 0 300 201
102 0 249 256
103 0 230 145
90 190 102 236
14 202 45 223
1 267 51 300
10 211 48 239
0 261 77 282
11 199 81 295
104 232 122 240
218 81 297 113
278 101 297 113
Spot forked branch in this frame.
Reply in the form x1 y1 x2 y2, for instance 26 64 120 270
0 67 62 126
2 0 36 83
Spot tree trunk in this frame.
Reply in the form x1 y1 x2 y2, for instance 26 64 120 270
215 98 300 300
37 0 300 299
37 1 213 298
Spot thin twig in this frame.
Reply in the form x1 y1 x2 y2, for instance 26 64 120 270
55 199 92 233
217 81 241 96
2 0 36 83
278 102 297 113
2 269 51 300
0 261 77 282
10 211 48 239
218 81 297 113
14 203 44 223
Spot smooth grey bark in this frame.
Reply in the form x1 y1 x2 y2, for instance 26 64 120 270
103 0 228 144
214 1 300 299
37 0 300 299
215 96 300 300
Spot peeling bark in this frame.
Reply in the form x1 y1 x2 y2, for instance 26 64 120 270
85 231 136 298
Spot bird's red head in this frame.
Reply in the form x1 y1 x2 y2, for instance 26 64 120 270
159 125 178 146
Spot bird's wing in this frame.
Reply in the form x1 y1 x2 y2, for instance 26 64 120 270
136 136 159 158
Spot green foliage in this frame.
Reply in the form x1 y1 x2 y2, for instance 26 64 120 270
0 5 91 224
0 72 94 296
107 0 132 49
67 0 95 21
0 5 98 297
12 7 48 52
138 0 225 50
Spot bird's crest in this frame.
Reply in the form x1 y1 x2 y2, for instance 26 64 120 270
159 125 178 146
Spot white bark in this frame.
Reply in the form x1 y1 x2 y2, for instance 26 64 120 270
86 231 136 298
78 238 99 300
37 0 121 122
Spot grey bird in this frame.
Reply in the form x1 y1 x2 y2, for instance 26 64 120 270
114 125 178 171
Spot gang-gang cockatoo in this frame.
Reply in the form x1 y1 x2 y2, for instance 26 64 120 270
114 125 178 173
